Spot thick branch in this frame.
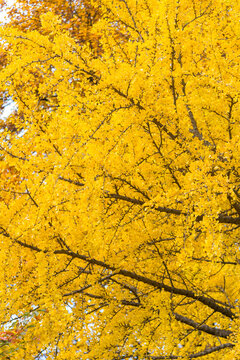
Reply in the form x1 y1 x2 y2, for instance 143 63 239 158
106 193 182 215
218 214 240 225
55 250 235 319
173 312 231 338
150 342 234 359
106 193 240 225
3 231 235 319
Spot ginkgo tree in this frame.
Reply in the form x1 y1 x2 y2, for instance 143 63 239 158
0 0 240 359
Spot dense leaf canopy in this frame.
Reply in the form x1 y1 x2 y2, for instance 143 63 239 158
0 0 240 359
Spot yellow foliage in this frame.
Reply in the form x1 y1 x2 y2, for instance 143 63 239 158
0 0 239 359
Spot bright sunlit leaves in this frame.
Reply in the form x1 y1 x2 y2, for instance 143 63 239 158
0 0 239 359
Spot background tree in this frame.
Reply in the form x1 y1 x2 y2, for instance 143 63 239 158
0 0 101 209
0 0 240 359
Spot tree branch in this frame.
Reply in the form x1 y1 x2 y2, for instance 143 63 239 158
106 193 240 225
2 230 235 319
55 249 235 319
58 176 84 187
173 312 231 338
150 342 234 359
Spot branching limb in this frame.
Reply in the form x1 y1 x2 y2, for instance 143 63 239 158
173 312 231 338
150 342 234 359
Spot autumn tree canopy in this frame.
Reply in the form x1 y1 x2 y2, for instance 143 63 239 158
0 0 240 358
